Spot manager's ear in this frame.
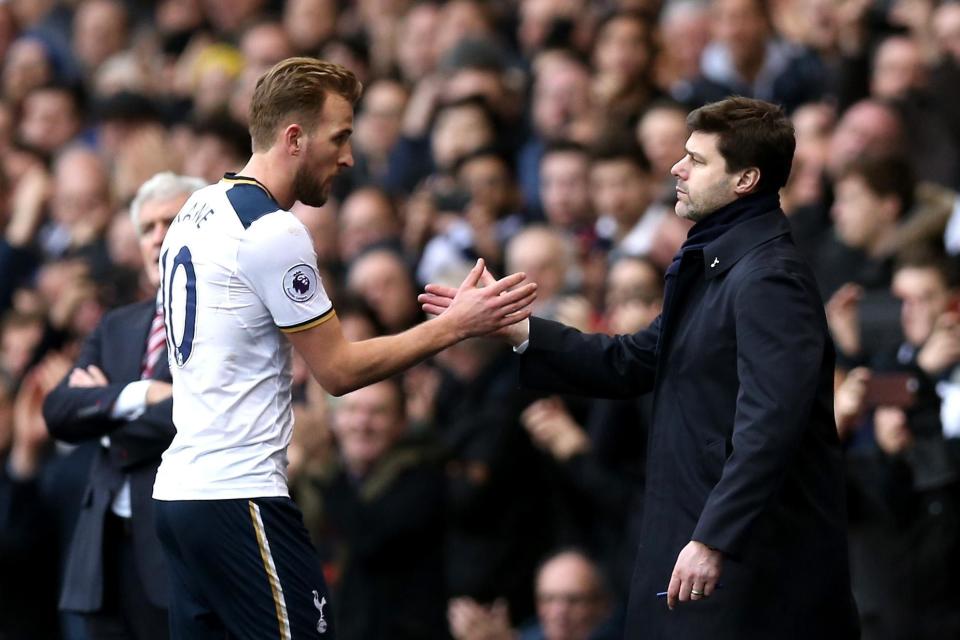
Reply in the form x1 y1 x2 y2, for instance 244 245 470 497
733 167 761 195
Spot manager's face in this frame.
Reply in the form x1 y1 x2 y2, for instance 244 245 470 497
670 131 739 222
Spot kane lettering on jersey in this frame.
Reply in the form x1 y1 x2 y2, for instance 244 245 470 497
153 174 334 501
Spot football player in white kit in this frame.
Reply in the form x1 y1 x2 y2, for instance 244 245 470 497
152 58 537 640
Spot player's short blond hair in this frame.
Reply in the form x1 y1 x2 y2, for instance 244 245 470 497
248 57 362 151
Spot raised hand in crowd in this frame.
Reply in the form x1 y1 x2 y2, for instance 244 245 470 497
402 73 445 139
404 363 441 427
9 352 71 478
917 311 960 376
835 367 871 440
447 597 514 640
288 376 333 483
522 397 590 462
826 282 863 358
5 163 51 248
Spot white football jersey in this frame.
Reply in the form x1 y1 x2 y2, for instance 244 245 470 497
153 174 334 500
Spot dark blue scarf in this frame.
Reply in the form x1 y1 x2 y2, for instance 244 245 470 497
665 191 781 279
658 191 781 337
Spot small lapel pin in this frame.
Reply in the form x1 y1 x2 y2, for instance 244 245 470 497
710 257 719 268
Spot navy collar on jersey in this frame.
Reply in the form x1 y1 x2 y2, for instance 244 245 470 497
222 173 279 204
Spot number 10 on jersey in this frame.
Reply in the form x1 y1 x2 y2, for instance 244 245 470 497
160 246 198 367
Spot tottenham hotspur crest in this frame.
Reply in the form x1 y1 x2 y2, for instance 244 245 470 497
283 264 318 303
312 590 328 634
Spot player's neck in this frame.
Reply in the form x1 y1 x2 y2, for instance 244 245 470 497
237 153 296 210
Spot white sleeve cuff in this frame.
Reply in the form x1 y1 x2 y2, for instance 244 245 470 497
513 339 530 354
110 380 152 421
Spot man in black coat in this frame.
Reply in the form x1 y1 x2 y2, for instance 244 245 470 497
421 97 859 639
42 172 205 640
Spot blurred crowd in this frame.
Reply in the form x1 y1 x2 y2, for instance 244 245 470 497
2 0 960 638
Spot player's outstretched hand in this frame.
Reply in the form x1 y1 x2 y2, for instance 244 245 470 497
424 258 536 340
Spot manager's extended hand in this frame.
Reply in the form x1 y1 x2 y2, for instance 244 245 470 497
432 259 537 340
666 540 723 610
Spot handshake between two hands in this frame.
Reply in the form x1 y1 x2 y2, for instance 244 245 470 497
417 258 534 346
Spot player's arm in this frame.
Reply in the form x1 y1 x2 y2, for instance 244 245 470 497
288 259 536 396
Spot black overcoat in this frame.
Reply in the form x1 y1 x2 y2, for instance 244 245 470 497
520 210 859 639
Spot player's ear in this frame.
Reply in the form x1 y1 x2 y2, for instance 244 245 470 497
283 124 304 156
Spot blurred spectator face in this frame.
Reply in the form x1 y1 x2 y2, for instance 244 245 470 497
606 258 663 334
339 307 379 341
659 0 711 81
827 101 902 176
594 14 652 81
52 149 112 230
182 131 248 184
712 0 769 70
347 249 419 332
226 25 291 122
284 0 337 54
354 79 408 162
73 0 129 73
10 0 55 27
19 88 83 154
590 157 650 228
201 0 267 34
241 22 294 76
830 174 899 252
138 192 190 288
792 102 834 159
893 266 953 347
0 379 12 452
0 6 17 62
332 380 406 476
107 210 142 272
518 0 582 55
934 2 960 62
3 38 54 104
95 53 151 96
431 102 495 172
291 201 339 267
458 153 514 213
535 552 610 640
637 106 688 180
444 67 508 112
156 0 205 34
796 0 840 51
540 150 592 229
436 0 494 61
532 53 592 142
338 188 399 263
0 314 44 379
871 36 926 99
787 102 835 208
396 3 441 82
506 227 569 304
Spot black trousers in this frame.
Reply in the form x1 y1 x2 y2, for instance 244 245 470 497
84 512 169 640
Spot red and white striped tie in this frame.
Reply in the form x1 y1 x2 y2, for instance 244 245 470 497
141 309 166 379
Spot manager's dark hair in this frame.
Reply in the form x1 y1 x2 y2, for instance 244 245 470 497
686 96 796 194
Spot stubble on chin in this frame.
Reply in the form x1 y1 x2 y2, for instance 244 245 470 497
293 167 329 207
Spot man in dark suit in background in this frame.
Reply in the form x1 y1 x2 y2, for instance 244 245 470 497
422 97 859 639
43 172 205 640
